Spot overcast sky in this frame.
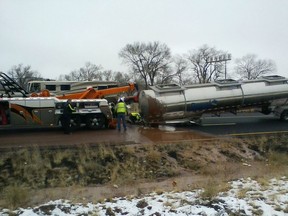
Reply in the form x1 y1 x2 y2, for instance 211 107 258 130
1 0 288 79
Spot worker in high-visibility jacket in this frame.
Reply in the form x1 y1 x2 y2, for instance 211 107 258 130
62 99 76 134
115 98 128 131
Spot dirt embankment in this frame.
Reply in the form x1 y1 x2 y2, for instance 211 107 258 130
0 131 287 208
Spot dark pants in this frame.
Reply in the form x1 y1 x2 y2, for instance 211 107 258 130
117 113 127 131
62 115 72 134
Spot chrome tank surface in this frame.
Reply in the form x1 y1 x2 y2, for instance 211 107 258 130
138 76 288 124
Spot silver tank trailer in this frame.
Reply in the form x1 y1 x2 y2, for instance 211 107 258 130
139 75 288 124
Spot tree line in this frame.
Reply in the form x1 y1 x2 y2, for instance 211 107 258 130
4 42 276 90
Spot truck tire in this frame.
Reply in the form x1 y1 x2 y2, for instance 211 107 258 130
60 115 81 130
85 114 107 129
280 110 288 121
71 116 81 129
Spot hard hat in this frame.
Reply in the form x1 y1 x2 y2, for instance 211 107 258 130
118 97 125 102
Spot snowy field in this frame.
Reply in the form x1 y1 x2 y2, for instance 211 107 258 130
1 177 287 216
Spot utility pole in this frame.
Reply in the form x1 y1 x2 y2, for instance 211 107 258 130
207 54 232 79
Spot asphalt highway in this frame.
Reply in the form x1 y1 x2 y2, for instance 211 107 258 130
0 112 287 149
190 112 288 135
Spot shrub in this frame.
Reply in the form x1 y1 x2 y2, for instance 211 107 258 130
2 185 29 209
200 180 219 200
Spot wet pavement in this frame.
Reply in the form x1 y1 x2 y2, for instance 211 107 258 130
0 124 213 149
137 125 214 142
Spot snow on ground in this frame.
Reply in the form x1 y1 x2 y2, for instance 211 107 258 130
1 177 287 216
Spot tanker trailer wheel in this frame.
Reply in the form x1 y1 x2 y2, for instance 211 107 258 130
280 110 288 121
85 114 106 129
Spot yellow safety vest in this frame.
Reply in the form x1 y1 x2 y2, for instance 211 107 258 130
116 102 126 113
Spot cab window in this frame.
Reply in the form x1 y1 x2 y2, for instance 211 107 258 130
45 85 56 91
60 85 71 90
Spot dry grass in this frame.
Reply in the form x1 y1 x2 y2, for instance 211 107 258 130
237 188 250 199
2 185 30 210
199 178 231 200
267 151 288 166
0 134 287 208
200 163 240 181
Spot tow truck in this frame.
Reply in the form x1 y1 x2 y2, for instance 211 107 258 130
0 72 115 129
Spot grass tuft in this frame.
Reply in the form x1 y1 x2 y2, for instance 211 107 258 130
2 185 29 210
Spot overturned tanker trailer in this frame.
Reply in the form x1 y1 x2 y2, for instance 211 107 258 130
138 75 288 125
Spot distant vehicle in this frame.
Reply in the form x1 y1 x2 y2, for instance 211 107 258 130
27 80 119 95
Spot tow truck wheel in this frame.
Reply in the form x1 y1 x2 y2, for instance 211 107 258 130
280 110 288 121
85 114 106 129
70 116 81 129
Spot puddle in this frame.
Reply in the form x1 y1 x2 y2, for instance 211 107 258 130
137 126 213 142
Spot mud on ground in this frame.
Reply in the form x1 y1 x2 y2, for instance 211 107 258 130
0 126 287 209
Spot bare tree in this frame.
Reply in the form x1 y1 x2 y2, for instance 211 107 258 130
172 55 192 85
155 64 174 85
65 70 82 81
65 62 102 81
7 64 41 89
100 70 131 83
119 41 171 89
113 71 131 83
101 70 114 81
234 54 276 80
79 62 102 81
187 45 227 83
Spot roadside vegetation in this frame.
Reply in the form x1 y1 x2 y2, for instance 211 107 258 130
0 134 287 209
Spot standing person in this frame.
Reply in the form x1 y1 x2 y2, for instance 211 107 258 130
62 99 76 134
115 98 128 132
